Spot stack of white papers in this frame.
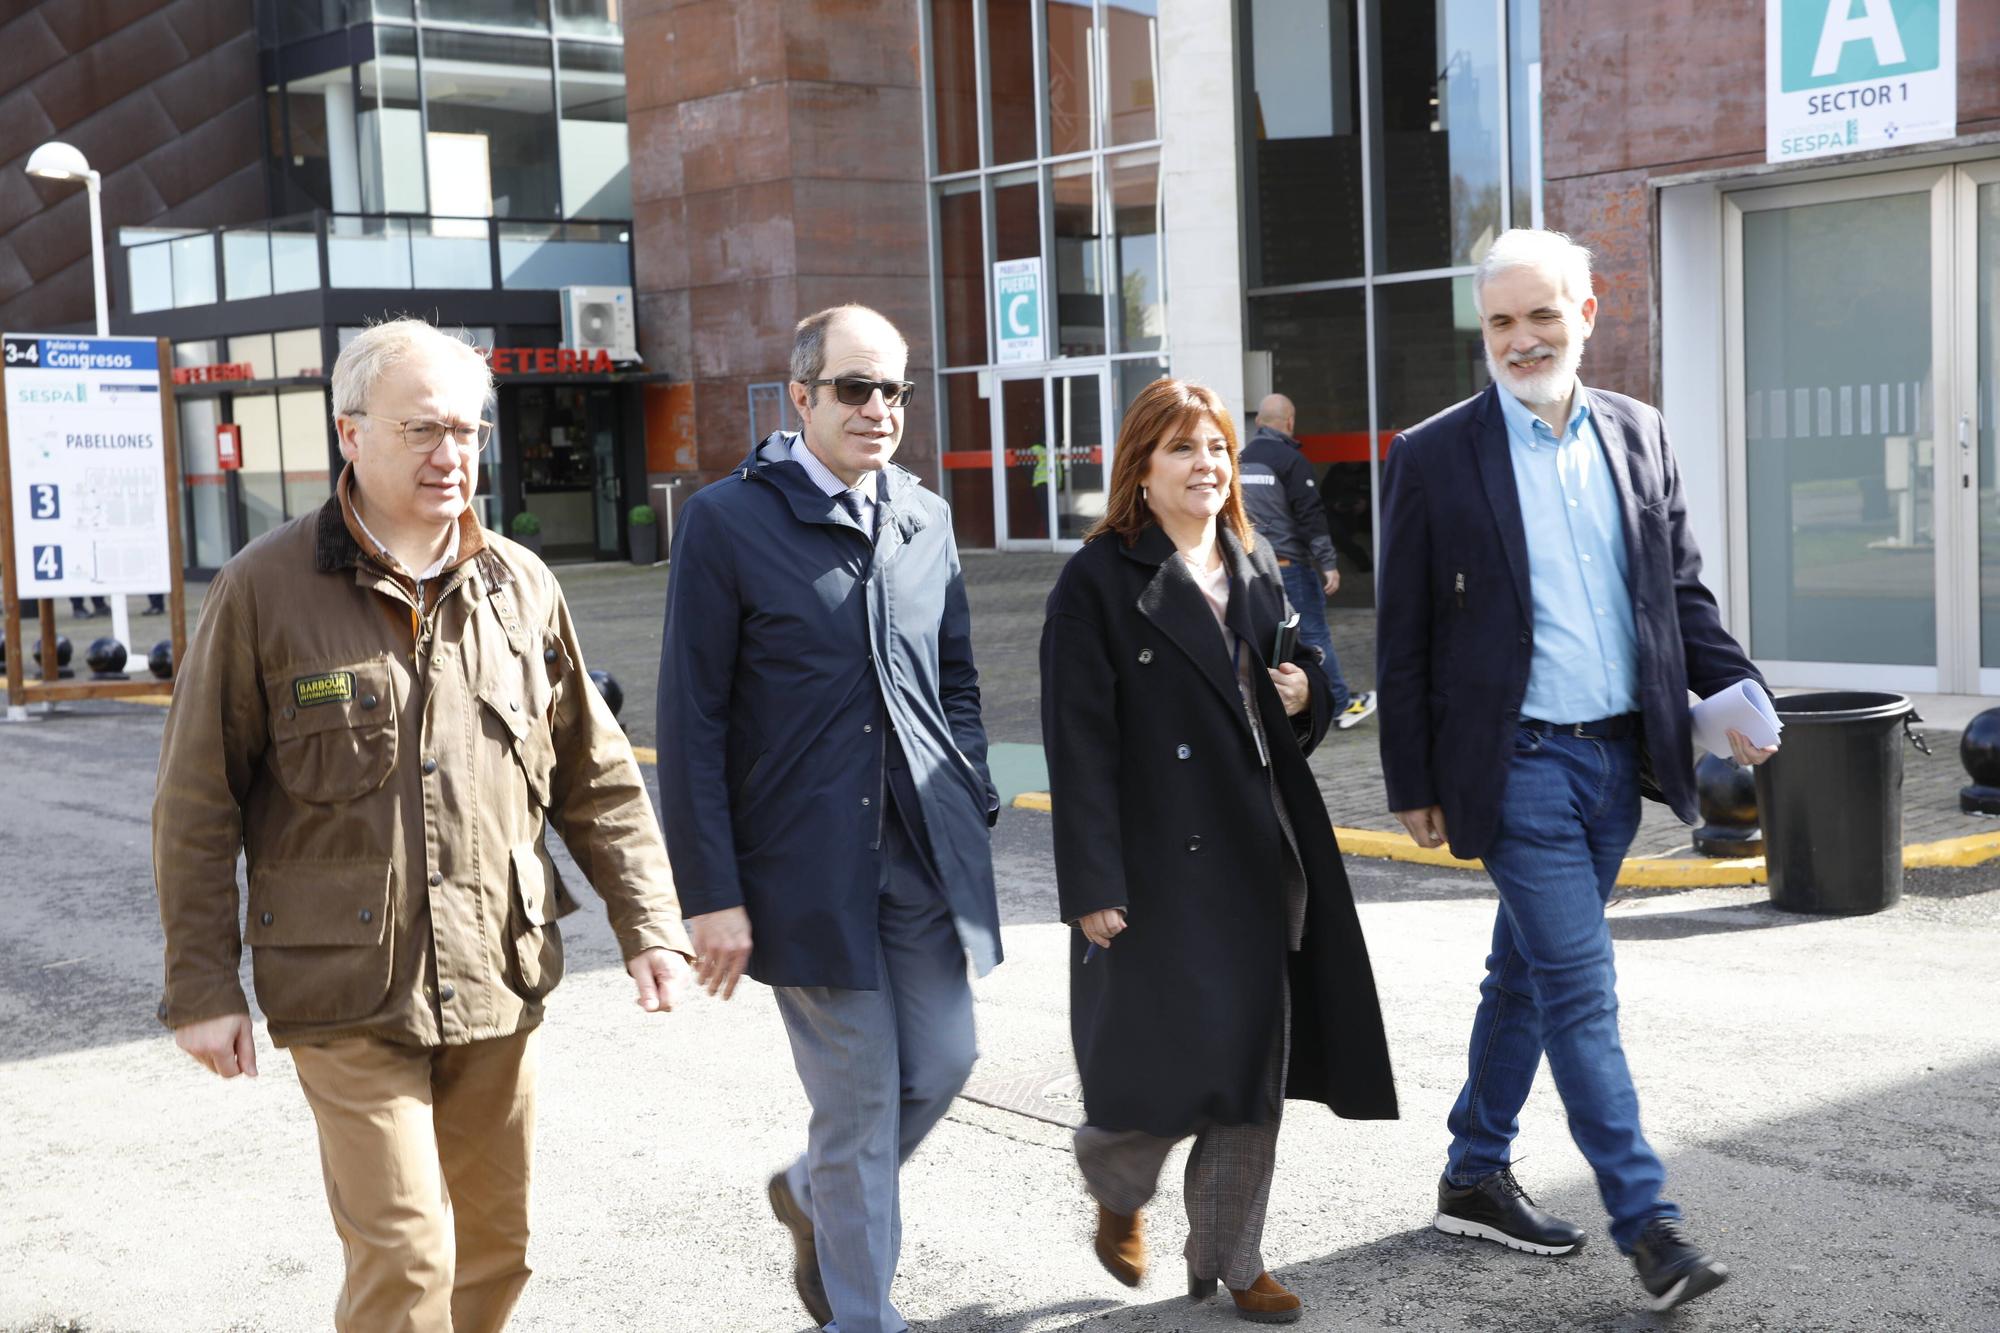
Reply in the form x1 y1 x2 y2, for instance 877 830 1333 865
1691 679 1783 759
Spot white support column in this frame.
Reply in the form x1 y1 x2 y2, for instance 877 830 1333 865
1158 0 1247 425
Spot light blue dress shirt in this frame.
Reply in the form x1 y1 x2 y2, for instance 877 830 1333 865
1497 383 1640 723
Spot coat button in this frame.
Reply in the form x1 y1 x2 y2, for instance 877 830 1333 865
358 909 373 924
1138 648 1154 664
282 705 296 720
1176 744 1191 759
429 871 443 887
259 911 273 926
1519 631 1530 644
861 796 872 807
438 983 455 1002
544 647 558 664
361 693 379 709
863 723 873 733
421 757 438 775
509 700 519 711
1186 835 1203 852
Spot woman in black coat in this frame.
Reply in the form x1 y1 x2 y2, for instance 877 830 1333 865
1041 378 1397 1324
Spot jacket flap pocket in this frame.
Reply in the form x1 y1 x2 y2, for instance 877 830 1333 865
271 662 395 739
245 860 391 947
510 843 560 926
479 683 534 742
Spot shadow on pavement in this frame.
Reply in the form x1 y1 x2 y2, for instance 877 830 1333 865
923 1053 2000 1332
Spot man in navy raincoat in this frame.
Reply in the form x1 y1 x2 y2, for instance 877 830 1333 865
656 305 1000 1333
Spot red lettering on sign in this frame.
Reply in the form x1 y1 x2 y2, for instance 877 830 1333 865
171 362 256 385
480 347 620 376
536 348 556 374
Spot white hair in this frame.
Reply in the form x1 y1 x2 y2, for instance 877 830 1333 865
1472 228 1595 315
330 318 494 422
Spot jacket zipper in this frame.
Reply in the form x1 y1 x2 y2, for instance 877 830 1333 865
1455 572 1466 608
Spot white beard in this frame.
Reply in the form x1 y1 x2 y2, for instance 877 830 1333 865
1487 339 1584 408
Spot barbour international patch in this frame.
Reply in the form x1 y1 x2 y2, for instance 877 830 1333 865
293 671 356 708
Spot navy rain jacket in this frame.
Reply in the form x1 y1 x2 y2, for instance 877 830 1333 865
656 431 1001 989
1239 425 1339 572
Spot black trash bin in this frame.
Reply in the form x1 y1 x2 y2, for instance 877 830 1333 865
1753 691 1923 915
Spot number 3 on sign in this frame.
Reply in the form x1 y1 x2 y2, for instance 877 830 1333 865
29 484 59 520
31 545 62 581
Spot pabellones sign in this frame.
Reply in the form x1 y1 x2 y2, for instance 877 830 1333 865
1767 0 1957 163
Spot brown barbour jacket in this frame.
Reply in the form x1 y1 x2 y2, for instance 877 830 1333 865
152 468 691 1049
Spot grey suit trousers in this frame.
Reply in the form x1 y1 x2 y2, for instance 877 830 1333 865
775 806 979 1333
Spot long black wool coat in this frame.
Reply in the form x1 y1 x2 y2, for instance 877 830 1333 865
1040 522 1398 1136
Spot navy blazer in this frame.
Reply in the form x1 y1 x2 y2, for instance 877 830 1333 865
655 433 1001 989
1375 384 1763 861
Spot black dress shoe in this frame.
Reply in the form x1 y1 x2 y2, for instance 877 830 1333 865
1630 1218 1729 1312
1433 1168 1585 1256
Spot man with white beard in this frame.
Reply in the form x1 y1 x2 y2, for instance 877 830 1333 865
1374 229 1774 1314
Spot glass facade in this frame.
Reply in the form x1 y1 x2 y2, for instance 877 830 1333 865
258 4 629 225
925 0 1167 548
1242 0 1538 585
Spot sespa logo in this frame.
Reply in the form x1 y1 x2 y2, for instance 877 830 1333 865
18 383 87 405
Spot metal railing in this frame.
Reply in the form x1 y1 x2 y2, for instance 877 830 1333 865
122 211 634 314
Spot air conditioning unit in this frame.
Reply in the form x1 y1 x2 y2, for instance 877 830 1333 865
561 285 638 363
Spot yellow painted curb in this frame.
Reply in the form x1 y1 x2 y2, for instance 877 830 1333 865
129 694 173 706
631 745 657 765
1905 830 2000 868
1009 792 2000 885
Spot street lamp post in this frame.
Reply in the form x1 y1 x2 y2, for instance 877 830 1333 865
22 140 128 676
24 141 108 336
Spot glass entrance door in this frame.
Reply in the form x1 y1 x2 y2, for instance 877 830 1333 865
1726 169 1953 693
1960 163 2000 693
993 366 1111 550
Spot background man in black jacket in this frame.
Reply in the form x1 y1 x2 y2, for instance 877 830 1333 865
1241 394 1375 729
1375 229 1774 1314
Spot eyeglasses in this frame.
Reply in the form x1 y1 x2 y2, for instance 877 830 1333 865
803 377 917 409
351 412 495 454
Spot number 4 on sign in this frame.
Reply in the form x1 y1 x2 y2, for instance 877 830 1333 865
32 545 62 580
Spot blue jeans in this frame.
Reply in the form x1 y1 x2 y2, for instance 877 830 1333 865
1443 727 1678 1252
775 810 978 1333
1277 561 1351 713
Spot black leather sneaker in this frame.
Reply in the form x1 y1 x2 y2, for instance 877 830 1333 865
1630 1218 1729 1312
1433 1168 1585 1256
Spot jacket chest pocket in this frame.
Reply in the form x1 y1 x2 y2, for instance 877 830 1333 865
478 637 562 808
268 662 398 803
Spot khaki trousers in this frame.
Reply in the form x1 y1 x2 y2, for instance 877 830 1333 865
290 1029 539 1333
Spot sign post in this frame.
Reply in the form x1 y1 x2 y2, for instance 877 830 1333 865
0 334 186 716
993 257 1045 365
1767 0 1956 164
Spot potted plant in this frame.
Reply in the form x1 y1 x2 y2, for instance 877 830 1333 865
510 510 543 557
627 503 659 566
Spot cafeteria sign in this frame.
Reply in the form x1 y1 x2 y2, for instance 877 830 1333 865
1767 0 1955 163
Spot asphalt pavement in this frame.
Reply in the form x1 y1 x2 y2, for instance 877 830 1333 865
3 556 1998 1332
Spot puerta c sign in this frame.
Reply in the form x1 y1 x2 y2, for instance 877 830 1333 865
3 334 173 599
1767 0 1956 163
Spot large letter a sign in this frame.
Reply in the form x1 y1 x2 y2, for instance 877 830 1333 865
1767 0 1955 163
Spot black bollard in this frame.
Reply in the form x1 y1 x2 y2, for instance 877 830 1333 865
148 640 174 680
86 636 129 677
1959 707 2000 815
33 633 73 668
1692 751 1762 857
588 668 623 720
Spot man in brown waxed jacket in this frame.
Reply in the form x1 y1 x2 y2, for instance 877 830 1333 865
152 318 693 1333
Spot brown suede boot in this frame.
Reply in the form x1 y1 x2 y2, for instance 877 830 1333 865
1228 1271 1303 1323
767 1171 832 1327
1093 1204 1145 1287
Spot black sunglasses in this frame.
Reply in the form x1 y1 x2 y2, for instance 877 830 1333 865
804 376 917 409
